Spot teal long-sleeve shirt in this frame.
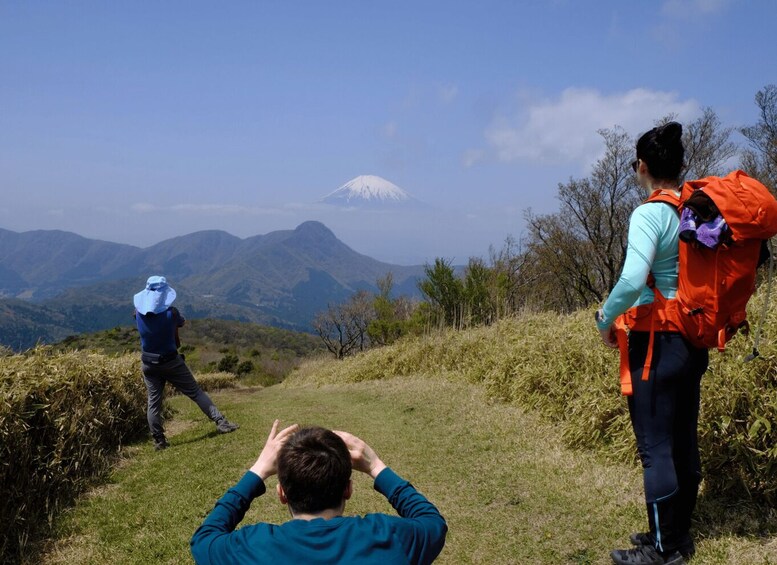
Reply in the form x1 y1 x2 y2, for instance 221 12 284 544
190 467 447 565
596 200 680 330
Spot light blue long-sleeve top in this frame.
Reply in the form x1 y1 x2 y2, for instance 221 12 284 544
596 200 680 330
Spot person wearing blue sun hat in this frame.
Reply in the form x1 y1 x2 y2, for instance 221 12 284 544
134 275 239 450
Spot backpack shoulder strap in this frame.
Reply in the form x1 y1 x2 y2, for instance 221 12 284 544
644 189 681 208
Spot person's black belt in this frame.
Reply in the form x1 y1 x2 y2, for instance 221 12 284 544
141 351 179 365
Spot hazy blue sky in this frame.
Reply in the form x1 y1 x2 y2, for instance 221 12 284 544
1 1 775 264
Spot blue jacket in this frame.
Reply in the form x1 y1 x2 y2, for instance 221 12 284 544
135 307 184 355
191 467 447 564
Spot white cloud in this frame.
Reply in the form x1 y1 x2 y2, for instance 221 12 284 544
483 87 701 167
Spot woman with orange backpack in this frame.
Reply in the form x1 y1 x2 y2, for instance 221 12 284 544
595 122 708 565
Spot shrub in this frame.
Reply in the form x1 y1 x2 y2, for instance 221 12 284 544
192 371 238 392
236 360 254 376
217 353 239 373
0 349 153 563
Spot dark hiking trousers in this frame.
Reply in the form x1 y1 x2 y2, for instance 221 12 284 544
142 355 224 441
627 331 708 554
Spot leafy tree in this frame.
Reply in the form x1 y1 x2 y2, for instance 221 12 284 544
463 257 494 325
236 360 254 376
418 258 464 328
368 273 406 346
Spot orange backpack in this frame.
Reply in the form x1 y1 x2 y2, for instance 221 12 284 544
614 170 777 395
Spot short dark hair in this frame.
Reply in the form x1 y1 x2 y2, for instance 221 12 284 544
636 121 684 182
277 427 352 514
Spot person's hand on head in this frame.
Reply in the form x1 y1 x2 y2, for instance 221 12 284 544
250 419 299 480
334 431 387 479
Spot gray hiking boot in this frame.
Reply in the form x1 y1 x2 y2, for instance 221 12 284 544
216 418 239 433
153 437 170 451
630 532 695 559
611 544 685 565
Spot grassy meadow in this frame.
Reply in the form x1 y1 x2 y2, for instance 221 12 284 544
34 377 776 564
7 294 777 564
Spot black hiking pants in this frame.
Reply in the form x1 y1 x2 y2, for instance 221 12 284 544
627 331 708 553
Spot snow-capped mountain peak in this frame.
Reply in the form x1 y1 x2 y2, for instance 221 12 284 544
322 175 412 206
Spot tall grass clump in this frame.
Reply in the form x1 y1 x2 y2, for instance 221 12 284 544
0 349 151 563
189 370 238 391
291 288 777 505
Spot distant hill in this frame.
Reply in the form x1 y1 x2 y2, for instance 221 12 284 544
0 228 143 299
0 222 426 349
0 298 73 351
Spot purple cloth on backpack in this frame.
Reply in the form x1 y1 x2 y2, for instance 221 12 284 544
679 207 728 248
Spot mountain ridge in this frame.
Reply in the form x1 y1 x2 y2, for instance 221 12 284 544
0 221 426 349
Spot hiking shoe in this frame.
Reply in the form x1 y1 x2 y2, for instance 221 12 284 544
630 532 695 559
153 437 170 451
630 532 653 547
611 544 685 565
216 418 239 433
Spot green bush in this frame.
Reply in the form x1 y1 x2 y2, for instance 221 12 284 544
291 290 777 504
217 353 239 373
0 349 153 563
236 360 254 376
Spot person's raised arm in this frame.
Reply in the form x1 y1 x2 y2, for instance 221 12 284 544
250 420 300 479
191 420 298 564
334 431 447 565
334 430 387 479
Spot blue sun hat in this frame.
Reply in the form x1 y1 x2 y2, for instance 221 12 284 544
134 275 177 315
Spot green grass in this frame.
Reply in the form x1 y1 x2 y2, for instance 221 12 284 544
37 375 777 564
291 301 777 505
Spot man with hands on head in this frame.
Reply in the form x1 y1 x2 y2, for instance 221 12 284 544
191 420 447 564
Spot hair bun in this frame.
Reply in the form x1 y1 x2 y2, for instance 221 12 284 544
657 121 683 143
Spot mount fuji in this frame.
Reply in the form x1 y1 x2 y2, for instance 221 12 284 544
320 175 426 209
